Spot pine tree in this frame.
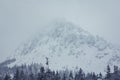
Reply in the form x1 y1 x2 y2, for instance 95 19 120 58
74 73 78 80
69 71 73 80
55 71 60 80
4 74 11 80
40 67 45 73
37 67 45 80
46 57 49 66
14 69 20 80
105 65 111 80
114 65 118 74
29 73 35 80
98 73 102 79
62 73 66 80
113 65 120 80
92 72 97 80
46 68 53 80
20 70 25 80
78 68 85 80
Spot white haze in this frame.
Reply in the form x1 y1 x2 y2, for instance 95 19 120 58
0 0 120 61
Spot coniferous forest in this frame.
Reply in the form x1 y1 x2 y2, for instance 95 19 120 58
0 64 120 80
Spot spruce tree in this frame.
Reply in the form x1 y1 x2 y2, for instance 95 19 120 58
106 65 111 80
69 71 73 80
4 74 11 80
14 69 20 80
62 73 66 80
29 73 35 80
114 65 118 74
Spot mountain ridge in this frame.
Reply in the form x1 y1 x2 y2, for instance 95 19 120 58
1 21 120 74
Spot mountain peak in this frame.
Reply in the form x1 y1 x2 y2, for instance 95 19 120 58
2 21 120 74
48 20 84 35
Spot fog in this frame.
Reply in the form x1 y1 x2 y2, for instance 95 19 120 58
0 0 120 61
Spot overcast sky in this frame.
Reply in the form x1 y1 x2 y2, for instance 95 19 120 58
0 0 120 61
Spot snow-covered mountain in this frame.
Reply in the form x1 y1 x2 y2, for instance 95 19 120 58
1 21 120 74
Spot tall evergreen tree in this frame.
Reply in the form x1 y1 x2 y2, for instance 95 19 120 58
114 65 119 74
113 65 120 80
105 65 111 80
69 71 73 80
40 67 45 73
92 72 97 80
13 69 20 80
55 71 60 80
4 74 11 80
62 73 66 80
37 67 45 80
19 70 25 80
98 73 102 79
29 73 35 80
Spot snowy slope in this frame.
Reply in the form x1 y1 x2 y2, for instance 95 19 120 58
2 21 120 74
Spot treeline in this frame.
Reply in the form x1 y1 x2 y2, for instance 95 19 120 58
1 65 120 80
